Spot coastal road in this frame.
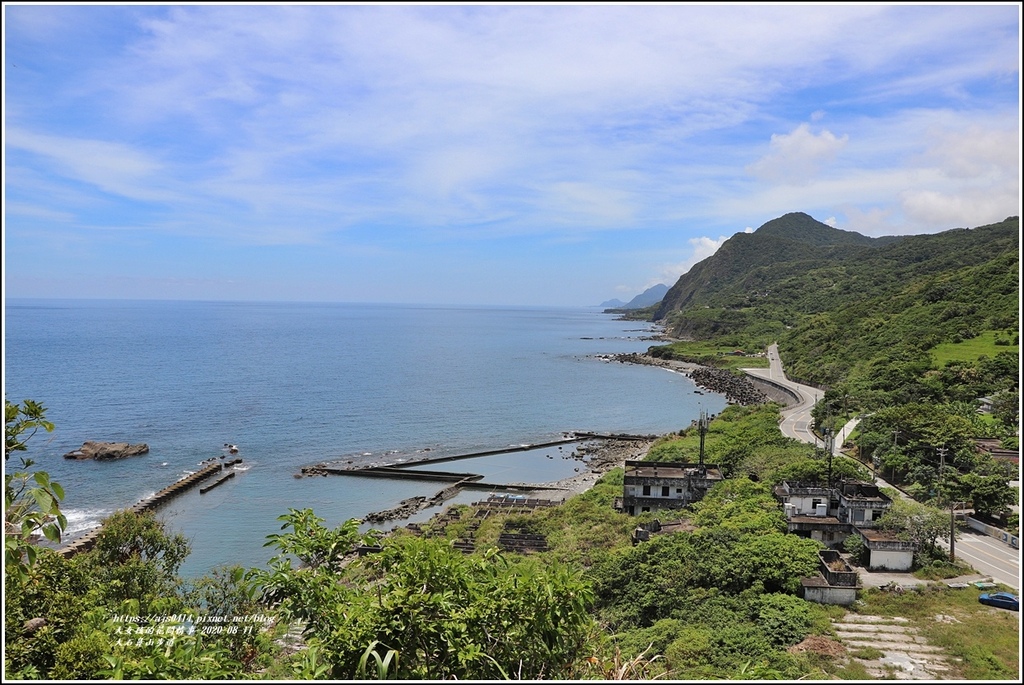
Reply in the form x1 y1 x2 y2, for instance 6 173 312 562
937 531 1020 592
745 344 826 448
744 343 1021 591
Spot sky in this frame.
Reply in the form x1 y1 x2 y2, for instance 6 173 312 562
3 3 1021 306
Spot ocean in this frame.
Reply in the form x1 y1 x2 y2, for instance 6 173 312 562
3 299 726 577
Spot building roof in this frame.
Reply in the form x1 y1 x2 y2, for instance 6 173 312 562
837 480 890 504
624 460 723 479
787 515 844 526
856 527 905 543
774 481 832 497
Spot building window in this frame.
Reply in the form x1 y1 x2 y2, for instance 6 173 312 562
676 488 683 494
642 485 651 496
662 486 670 497
853 509 865 522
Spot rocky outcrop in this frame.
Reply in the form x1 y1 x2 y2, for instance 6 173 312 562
603 353 767 405
63 441 149 460
363 483 465 524
689 366 767 405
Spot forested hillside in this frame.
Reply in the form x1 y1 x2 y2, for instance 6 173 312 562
653 214 1019 402
648 213 1018 527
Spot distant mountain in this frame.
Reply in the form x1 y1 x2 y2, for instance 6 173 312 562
625 283 669 308
601 283 669 310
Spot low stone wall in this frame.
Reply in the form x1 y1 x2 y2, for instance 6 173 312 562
745 375 801 407
966 516 1020 549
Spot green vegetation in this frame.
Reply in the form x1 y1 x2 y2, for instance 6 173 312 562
649 340 769 369
931 329 1020 366
5 396 1020 680
5 400 66 584
6 212 1020 679
646 403 870 485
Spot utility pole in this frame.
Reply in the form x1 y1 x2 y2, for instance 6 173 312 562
950 502 964 562
697 409 709 476
889 429 901 481
824 427 834 488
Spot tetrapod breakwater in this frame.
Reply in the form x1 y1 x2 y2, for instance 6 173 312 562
57 458 244 558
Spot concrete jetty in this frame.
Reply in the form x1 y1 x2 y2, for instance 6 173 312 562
325 466 485 483
57 460 239 558
199 471 235 494
317 433 620 492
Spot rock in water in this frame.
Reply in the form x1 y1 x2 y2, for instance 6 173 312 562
63 441 150 460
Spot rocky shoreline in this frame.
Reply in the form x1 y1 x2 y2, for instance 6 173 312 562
358 435 656 524
600 352 767 405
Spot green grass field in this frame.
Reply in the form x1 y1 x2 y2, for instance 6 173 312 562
930 330 1018 366
657 341 770 370
850 583 1019 680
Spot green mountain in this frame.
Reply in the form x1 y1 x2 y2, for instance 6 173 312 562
655 212 896 321
653 213 1019 391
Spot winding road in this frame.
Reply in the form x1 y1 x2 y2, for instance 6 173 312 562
743 344 1020 591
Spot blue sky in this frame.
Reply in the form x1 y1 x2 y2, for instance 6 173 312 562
3 3 1020 306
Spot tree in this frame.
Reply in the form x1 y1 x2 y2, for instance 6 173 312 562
690 479 786 535
5 399 66 582
990 389 1019 429
83 510 190 612
252 512 597 679
877 499 950 562
942 472 1017 521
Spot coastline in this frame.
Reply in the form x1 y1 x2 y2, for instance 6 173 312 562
301 349 762 527
518 435 656 499
355 435 657 525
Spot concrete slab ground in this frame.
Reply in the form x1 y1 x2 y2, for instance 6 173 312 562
844 556 991 589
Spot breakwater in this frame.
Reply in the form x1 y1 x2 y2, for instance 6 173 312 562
57 459 243 558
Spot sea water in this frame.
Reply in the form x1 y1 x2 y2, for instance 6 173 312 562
3 299 726 577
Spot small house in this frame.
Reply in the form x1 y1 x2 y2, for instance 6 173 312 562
836 480 891 528
856 528 915 571
620 460 724 515
801 549 861 606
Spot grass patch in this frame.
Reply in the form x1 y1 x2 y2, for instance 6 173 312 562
930 329 1019 365
651 341 770 370
853 584 1019 679
848 646 884 660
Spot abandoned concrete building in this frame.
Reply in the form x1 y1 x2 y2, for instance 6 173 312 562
800 549 861 606
773 481 848 548
773 479 915 571
855 527 916 571
617 460 724 515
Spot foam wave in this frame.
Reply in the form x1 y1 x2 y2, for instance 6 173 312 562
62 508 110 537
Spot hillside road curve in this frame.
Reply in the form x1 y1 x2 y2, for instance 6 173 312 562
742 343 1020 591
744 343 826 448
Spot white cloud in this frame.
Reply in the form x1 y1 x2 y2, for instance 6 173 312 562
657 230 754 284
746 123 849 184
5 129 172 203
3 4 1019 303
